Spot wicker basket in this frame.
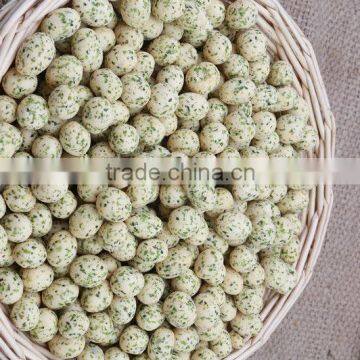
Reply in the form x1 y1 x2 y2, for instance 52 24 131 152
0 0 335 359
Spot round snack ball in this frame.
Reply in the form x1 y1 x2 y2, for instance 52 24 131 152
152 0 184 22
200 122 229 154
31 184 68 204
98 221 129 252
2 185 35 213
234 286 264 315
0 241 14 267
287 96 310 122
115 22 144 51
294 125 318 152
248 216 276 250
220 295 237 322
47 230 77 267
276 114 306 144
147 83 179 117
174 327 199 353
226 0 258 30
94 27 116 52
230 313 262 338
163 291 197 328
0 268 23 304
203 31 232 65
175 43 198 72
268 60 295 86
237 28 267 62
148 327 175 359
82 97 114 134
262 255 297 294
252 111 276 140
70 255 107 288
2 213 32 243
10 298 40 331
194 292 221 330
121 72 151 113
15 32 55 76
209 329 232 359
206 0 226 28
242 263 265 287
132 113 166 146
141 15 164 41
219 77 256 105
110 231 137 261
59 121 91 156
17 94 50 130
185 62 221 95
111 101 130 125
159 185 187 209
86 312 117 345
281 236 300 264
31 134 62 158
109 123 139 155
171 268 201 296
249 54 271 84
73 0 113 27
221 267 243 295
0 122 22 157
105 347 130 360
41 8 81 41
222 54 249 80
96 187 132 222
71 28 103 72
194 248 225 284
109 295 136 326
29 308 58 343
191 348 218 360
224 112 256 148
126 208 162 239
2 68 38 99
120 325 149 355
176 0 207 31
267 85 299 112
42 277 79 310
75 85 93 113
215 210 252 245
229 245 258 273
117 0 151 29
162 22 184 41
148 35 180 66
156 65 184 93
168 206 202 239
105 45 137 76
176 92 209 122
137 273 165 305
77 235 104 256
126 181 159 208
133 51 155 79
78 344 105 360
90 69 123 103
13 238 46 268
21 263 54 292
58 310 90 339
110 266 144 297
136 303 165 331
136 238 168 263
0 95 17 123
251 84 277 112
48 335 85 359
48 190 77 219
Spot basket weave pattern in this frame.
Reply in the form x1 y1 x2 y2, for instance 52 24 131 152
0 0 335 359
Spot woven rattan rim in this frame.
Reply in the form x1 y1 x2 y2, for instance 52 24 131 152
0 0 336 359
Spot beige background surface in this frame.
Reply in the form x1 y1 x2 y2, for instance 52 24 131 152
252 0 360 359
